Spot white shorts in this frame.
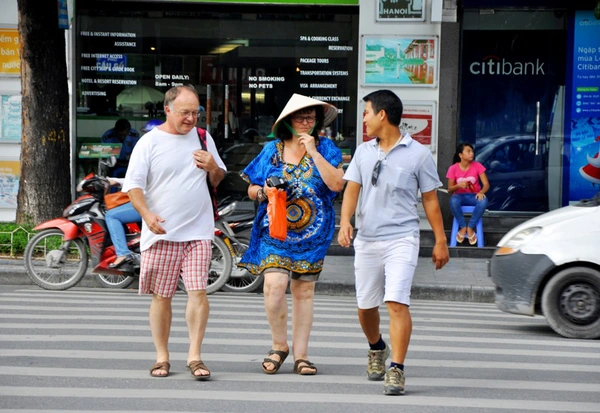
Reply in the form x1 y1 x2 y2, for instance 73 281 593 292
353 236 419 309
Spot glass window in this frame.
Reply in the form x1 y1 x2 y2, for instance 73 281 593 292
75 0 359 201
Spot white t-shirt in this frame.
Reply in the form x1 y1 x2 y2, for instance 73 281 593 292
122 128 226 251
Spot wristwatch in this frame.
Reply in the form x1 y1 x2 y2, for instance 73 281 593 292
257 188 267 203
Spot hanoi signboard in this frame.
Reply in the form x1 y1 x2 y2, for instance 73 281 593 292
377 0 425 22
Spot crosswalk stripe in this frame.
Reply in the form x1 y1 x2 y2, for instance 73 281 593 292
1 349 598 372
0 294 505 314
0 387 598 411
0 310 550 328
0 334 597 359
2 323 596 348
1 367 599 392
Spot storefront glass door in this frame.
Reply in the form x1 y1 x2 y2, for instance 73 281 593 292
460 10 566 212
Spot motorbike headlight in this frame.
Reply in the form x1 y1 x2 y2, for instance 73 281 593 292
218 202 236 218
496 226 542 255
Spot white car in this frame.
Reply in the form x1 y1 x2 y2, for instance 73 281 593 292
489 195 600 339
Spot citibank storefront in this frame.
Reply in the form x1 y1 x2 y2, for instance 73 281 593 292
74 0 359 199
458 1 600 213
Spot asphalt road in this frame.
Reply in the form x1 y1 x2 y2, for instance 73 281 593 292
0 286 599 412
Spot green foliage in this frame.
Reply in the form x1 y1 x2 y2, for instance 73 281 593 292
0 222 35 256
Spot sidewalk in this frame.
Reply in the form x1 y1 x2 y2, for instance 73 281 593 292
0 255 495 303
319 255 494 302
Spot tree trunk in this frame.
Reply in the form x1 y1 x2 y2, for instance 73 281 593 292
16 0 70 225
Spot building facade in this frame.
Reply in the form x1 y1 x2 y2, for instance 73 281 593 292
1 0 599 222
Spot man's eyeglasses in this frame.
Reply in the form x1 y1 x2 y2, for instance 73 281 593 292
292 115 317 124
174 110 200 118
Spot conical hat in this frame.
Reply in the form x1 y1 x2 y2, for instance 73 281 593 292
271 94 338 134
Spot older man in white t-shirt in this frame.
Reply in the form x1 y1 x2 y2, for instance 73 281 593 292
123 85 226 380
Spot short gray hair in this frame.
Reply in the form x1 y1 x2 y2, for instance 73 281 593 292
164 85 199 108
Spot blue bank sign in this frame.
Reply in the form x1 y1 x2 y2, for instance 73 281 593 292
565 11 600 203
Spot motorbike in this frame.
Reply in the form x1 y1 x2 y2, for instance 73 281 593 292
23 173 231 293
215 201 263 293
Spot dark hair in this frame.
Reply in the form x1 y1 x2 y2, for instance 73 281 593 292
114 118 131 132
276 105 324 141
453 142 474 164
362 90 403 126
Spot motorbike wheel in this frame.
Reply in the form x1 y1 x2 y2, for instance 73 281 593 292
206 236 232 294
96 273 136 289
221 235 264 293
23 228 89 290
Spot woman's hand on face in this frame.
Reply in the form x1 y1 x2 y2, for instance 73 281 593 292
298 133 317 156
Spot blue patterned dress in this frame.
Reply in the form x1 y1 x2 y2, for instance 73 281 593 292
239 138 342 275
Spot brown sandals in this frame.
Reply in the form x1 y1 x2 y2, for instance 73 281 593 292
262 349 289 374
187 360 211 380
294 359 317 375
149 361 170 378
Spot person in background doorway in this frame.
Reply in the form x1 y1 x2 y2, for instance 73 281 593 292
238 94 344 376
123 85 226 379
338 89 449 396
446 143 489 245
102 118 141 177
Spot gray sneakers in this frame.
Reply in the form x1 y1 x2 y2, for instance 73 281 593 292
383 366 405 395
367 342 390 381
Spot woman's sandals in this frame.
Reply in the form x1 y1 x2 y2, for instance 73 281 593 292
187 360 211 380
149 361 170 378
262 349 289 374
294 359 317 375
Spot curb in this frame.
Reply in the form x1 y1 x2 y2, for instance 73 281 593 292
411 283 495 303
0 267 495 303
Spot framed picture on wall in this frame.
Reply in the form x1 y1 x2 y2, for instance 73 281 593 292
376 0 426 22
401 101 437 153
0 158 20 209
361 35 438 87
0 28 20 77
0 93 22 143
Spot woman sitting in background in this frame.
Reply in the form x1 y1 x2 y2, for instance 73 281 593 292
446 143 489 245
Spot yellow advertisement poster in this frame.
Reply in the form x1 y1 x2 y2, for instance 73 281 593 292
0 160 20 209
0 29 20 76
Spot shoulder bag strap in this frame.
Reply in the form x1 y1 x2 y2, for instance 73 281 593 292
197 128 219 221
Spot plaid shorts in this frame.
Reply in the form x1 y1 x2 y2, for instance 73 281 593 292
139 239 212 298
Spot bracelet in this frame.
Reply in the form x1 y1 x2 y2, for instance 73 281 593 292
257 188 267 203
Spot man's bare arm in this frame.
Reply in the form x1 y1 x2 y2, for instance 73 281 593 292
421 189 449 270
128 188 166 234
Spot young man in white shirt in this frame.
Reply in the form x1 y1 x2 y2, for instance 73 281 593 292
338 90 449 395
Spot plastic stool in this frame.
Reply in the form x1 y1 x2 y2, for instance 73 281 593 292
449 206 484 248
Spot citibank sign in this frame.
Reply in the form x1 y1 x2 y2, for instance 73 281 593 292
469 55 546 76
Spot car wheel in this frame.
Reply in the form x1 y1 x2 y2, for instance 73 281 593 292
541 267 600 339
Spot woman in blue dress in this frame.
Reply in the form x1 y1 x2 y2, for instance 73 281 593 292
239 94 344 376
